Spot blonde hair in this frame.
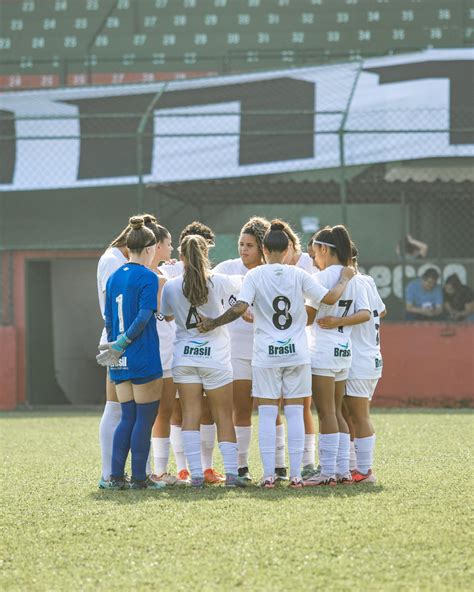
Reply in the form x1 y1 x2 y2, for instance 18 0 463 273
240 216 271 261
180 235 211 307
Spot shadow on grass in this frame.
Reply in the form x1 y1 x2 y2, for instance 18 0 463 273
89 483 384 505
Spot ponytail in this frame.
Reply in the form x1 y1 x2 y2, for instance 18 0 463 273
181 235 210 307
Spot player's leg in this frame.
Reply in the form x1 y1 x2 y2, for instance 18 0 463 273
98 372 121 487
170 398 188 481
301 396 316 478
342 397 357 473
129 378 163 489
175 368 205 486
275 401 288 482
151 375 180 484
204 370 247 488
232 360 254 481
109 380 135 489
335 377 352 484
200 395 223 484
345 380 377 483
304 373 338 486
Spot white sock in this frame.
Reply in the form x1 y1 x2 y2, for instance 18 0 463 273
200 423 216 471
170 425 187 473
303 433 316 467
350 440 357 471
275 422 286 468
181 430 203 479
355 435 376 474
235 426 252 468
318 433 339 477
152 437 170 475
99 401 121 481
285 405 304 479
219 441 238 475
146 446 152 476
336 432 351 476
259 405 278 478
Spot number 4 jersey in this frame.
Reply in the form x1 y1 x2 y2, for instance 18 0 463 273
238 264 329 368
308 265 371 370
160 273 243 370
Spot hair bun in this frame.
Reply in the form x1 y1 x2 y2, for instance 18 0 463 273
129 216 144 230
142 214 157 225
270 222 285 231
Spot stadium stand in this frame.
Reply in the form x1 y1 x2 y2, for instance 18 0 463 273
1 0 472 88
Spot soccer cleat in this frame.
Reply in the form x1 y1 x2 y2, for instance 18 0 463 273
225 474 249 488
98 477 109 489
178 469 190 483
238 466 252 482
352 469 376 484
303 472 337 487
190 476 205 488
336 472 354 485
107 477 129 490
275 467 289 482
204 468 225 484
289 477 303 489
150 472 179 486
129 476 166 490
301 464 315 480
260 476 276 489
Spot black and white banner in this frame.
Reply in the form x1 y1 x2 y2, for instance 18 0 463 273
0 48 473 191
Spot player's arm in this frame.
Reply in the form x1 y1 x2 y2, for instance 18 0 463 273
317 309 370 330
320 266 356 305
380 308 387 319
198 300 249 333
306 305 317 326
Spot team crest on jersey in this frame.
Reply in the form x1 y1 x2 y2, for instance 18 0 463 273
155 313 165 321
268 337 296 357
334 342 351 357
228 295 237 306
375 357 383 369
183 340 211 358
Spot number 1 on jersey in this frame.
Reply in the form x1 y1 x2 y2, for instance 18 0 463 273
115 294 124 333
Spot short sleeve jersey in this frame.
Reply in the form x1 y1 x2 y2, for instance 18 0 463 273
213 258 254 360
238 264 329 368
309 266 371 370
159 261 183 279
160 273 241 371
97 247 128 344
296 252 316 274
349 274 385 379
105 263 162 382
155 274 176 372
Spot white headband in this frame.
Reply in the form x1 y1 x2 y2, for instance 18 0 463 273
313 240 336 248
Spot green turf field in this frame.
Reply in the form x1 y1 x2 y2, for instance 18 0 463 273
1 409 472 591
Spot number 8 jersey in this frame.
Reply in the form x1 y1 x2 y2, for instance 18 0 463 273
238 264 329 368
160 273 242 370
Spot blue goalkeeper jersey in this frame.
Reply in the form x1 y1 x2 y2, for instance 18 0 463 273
105 262 162 382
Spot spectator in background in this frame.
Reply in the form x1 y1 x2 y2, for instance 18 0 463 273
405 268 443 321
396 234 429 260
443 274 474 322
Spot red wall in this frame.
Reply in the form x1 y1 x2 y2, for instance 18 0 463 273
376 323 474 407
0 326 17 410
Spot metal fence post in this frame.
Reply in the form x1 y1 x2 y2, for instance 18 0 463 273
136 84 168 214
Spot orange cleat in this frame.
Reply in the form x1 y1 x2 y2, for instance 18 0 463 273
204 468 225 484
177 469 190 484
352 469 376 484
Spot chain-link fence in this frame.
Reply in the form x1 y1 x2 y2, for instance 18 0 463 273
0 85 473 323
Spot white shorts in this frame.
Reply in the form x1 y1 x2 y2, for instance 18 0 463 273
231 358 252 381
162 369 172 380
172 366 233 391
346 378 379 401
311 367 349 382
252 365 311 400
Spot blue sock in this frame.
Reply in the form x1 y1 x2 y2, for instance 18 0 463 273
131 400 160 481
111 400 136 479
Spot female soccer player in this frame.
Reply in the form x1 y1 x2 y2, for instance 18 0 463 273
336 243 386 484
97 216 164 490
96 221 129 488
283 225 315 274
159 221 224 484
199 221 355 488
304 225 370 487
160 234 247 488
213 217 272 481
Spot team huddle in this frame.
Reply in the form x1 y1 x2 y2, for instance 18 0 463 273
96 215 384 490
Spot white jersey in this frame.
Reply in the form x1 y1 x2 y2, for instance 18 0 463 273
349 274 385 379
160 273 241 371
239 264 329 368
213 258 254 360
159 261 183 279
296 252 316 274
309 266 371 370
96 247 127 345
154 274 176 372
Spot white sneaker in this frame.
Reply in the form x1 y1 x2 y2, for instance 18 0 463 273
150 472 178 486
303 472 336 487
